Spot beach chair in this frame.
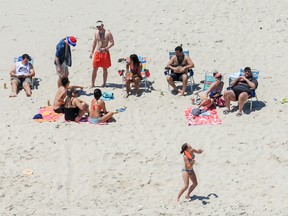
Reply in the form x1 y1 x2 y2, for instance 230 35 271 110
164 50 195 92
228 68 259 111
194 71 217 103
13 55 35 89
118 56 151 94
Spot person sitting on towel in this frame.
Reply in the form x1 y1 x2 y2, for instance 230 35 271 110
89 89 115 124
64 88 89 122
53 77 84 113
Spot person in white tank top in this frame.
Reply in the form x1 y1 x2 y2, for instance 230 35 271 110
9 54 35 97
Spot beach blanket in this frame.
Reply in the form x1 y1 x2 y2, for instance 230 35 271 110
185 107 222 126
34 106 63 123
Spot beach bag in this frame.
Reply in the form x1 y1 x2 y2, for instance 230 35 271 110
191 108 205 116
216 96 225 107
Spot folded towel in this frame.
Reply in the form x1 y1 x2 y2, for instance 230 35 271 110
101 92 114 101
185 106 222 126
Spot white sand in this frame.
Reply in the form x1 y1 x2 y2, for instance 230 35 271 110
1 0 288 215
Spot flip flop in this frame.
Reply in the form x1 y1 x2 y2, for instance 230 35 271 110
223 110 230 115
236 112 242 117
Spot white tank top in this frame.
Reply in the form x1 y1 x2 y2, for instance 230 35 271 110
16 61 31 76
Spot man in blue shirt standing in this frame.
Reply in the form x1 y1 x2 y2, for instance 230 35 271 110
55 36 77 87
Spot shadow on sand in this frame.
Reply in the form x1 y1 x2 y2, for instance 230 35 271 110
189 193 219 205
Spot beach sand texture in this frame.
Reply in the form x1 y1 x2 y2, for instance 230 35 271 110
1 0 288 215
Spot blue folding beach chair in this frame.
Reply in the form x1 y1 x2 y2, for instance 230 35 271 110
164 50 195 92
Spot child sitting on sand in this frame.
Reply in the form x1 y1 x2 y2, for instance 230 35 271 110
177 143 203 201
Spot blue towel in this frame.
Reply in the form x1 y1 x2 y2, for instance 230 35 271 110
100 92 114 101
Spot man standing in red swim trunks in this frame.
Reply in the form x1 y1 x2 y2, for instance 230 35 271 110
89 20 114 88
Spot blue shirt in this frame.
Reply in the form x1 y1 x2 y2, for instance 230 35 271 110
54 38 66 65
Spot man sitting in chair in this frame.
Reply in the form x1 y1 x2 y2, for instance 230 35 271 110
9 54 35 97
223 67 258 117
166 46 194 96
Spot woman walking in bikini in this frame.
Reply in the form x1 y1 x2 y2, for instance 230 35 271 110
177 143 203 201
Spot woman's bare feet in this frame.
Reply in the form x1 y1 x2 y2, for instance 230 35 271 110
9 94 17 97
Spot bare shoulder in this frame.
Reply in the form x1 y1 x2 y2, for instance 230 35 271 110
171 55 177 61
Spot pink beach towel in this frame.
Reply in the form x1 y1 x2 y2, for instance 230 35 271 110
34 106 63 123
185 107 222 126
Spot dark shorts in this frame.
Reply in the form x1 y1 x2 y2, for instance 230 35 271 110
232 86 251 101
54 105 65 114
170 72 186 82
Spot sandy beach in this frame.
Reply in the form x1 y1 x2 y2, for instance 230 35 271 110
1 0 288 215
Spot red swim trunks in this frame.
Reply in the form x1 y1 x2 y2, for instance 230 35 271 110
93 51 111 68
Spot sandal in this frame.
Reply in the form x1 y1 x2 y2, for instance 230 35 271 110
223 110 230 115
236 112 243 117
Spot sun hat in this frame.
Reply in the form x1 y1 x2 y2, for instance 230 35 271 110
66 36 77 47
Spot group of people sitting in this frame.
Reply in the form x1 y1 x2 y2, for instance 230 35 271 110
53 77 115 123
165 46 258 116
10 47 258 118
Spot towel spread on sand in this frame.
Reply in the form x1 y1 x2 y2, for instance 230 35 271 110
185 107 222 126
34 106 63 123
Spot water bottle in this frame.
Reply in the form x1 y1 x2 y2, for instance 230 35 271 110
191 95 196 105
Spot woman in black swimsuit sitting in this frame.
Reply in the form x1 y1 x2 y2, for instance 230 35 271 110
64 88 89 122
